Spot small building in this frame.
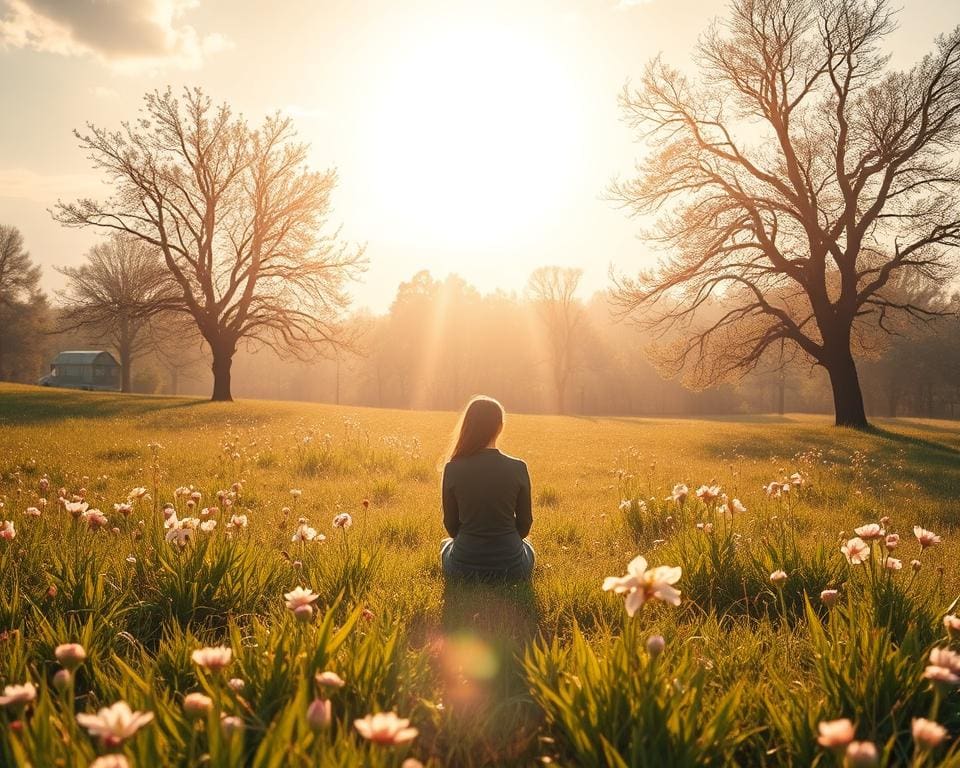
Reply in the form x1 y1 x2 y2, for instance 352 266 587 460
39 351 121 391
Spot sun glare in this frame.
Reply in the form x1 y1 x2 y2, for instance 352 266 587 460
362 20 585 255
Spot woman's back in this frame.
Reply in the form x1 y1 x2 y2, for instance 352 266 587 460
442 448 532 574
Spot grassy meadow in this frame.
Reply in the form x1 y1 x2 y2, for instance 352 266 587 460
2 382 960 766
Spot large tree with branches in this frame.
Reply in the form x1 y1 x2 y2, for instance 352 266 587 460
610 0 960 427
55 88 365 401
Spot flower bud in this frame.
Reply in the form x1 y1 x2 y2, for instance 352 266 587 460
769 570 788 588
646 635 665 658
820 589 839 607
293 604 313 622
228 678 245 692
52 669 72 691
183 692 213 720
306 698 332 731
54 643 86 671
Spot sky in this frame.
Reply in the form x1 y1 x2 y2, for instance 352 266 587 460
0 0 957 314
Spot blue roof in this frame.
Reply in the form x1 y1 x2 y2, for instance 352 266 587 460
52 351 119 366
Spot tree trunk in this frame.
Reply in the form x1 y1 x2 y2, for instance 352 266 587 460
825 351 869 428
211 346 234 402
119 346 132 393
776 371 786 415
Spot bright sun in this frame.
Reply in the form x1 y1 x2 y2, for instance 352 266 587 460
362 20 585 255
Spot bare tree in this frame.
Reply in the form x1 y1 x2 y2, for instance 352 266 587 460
610 0 960 427
56 234 180 392
527 266 584 413
54 87 365 401
0 225 43 380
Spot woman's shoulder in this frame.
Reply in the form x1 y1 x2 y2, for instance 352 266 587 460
497 451 529 472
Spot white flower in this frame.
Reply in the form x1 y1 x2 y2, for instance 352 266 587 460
602 555 682 616
315 670 345 689
291 523 323 542
769 570 787 588
90 756 130 768
63 500 89 517
912 717 948 749
668 484 688 504
354 712 419 745
81 509 109 530
0 682 36 707
200 520 217 532
227 514 248 531
0 520 15 540
24 506 41 517
76 701 153 745
816 718 855 749
695 484 721 501
128 487 148 500
284 586 320 621
619 499 632 512
333 513 353 529
884 557 902 571
113 502 133 516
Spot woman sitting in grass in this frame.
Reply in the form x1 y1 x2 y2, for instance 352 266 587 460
440 395 535 581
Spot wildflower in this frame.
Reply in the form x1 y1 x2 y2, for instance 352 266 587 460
333 512 353 529
667 484 688 504
912 717 948 750
841 537 870 565
183 693 213 720
914 526 941 550
602 555 682 616
817 718 855 750
0 682 36 707
292 523 323 542
63 500 89 517
820 589 839 607
944 614 960 640
284 586 320 621
315 671 346 690
731 498 746 514
191 646 232 672
76 701 153 746
165 518 199 547
227 514 248 531
884 534 899 551
884 557 902 571
221 715 244 735
81 509 109 530
113 502 133 517
24 506 40 517
52 669 72 690
854 523 884 541
90 757 131 768
924 648 960 689
844 741 878 767
307 698 332 731
200 520 217 532
290 489 303 499
619 499 631 512
228 678 245 692
354 712 419 745
790 472 804 487
55 643 86 671
763 481 783 498
912 559 922 572
769 570 788 588
402 761 425 768
0 520 15 540
646 635 665 658
128 487 147 500
695 484 721 501
39 477 49 493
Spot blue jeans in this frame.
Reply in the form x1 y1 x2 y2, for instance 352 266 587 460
440 537 535 581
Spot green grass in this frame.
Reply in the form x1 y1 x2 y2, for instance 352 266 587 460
1 382 960 766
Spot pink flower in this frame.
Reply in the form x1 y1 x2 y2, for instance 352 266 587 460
55 643 87 671
332 513 353 529
76 701 153 746
191 646 232 671
315 671 346 690
284 586 319 622
113 502 133 517
291 523 322 542
89 757 130 768
695 484 721 501
816 718 855 750
667 484 688 504
914 526 941 549
0 520 15 540
354 712 419 745
602 555 682 616
884 534 899 551
841 537 870 565
769 570 788 588
307 698 332 731
24 507 41 517
81 509 109 531
944 614 960 640
183 693 213 719
0 682 36 707
884 557 902 571
854 523 884 541
912 717 947 749
820 589 839 607
844 741 877 767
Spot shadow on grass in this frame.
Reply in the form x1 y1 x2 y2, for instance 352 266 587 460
434 577 542 765
0 385 208 426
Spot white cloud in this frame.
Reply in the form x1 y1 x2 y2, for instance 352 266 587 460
0 0 231 72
